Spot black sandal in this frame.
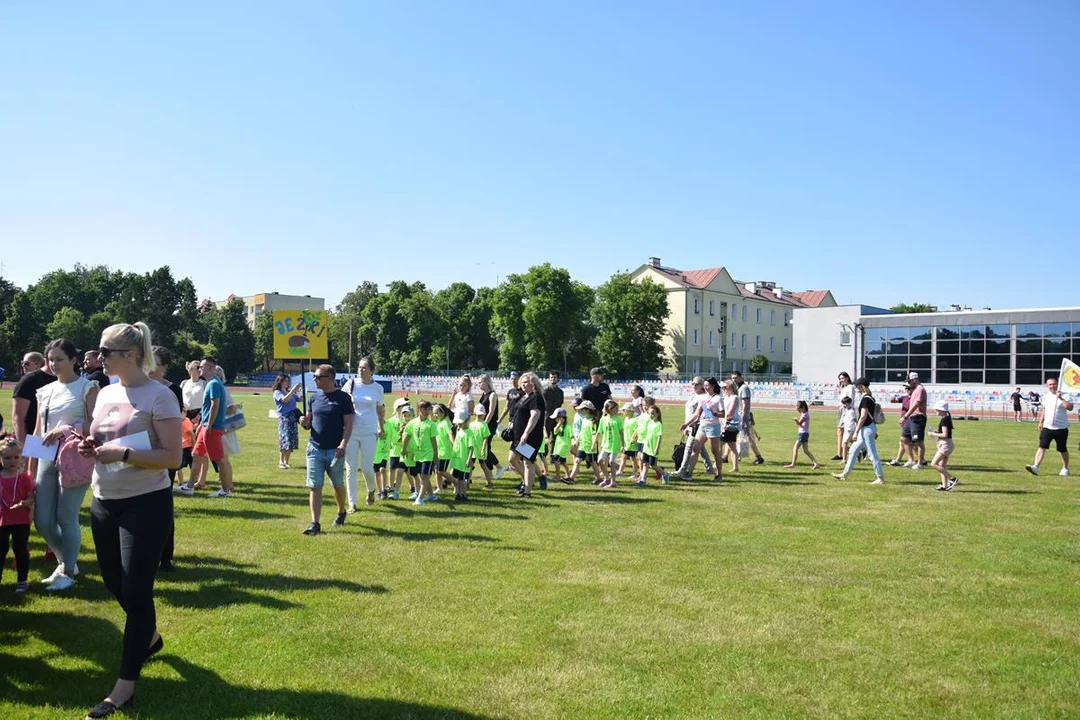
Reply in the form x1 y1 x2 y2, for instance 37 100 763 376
86 696 134 719
146 635 164 661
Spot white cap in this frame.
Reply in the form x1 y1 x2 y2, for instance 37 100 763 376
933 400 949 412
549 408 567 419
575 400 596 412
392 397 409 410
908 371 920 380
474 404 487 416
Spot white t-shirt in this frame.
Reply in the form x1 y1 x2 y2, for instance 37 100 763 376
451 391 473 425
37 376 94 434
724 394 741 430
1042 392 1072 431
346 379 385 435
181 378 206 412
837 384 856 427
699 394 724 431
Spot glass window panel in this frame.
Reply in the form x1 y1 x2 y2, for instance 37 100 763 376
909 355 932 371
887 354 911 370
936 356 960 369
986 337 1010 354
888 341 909 355
986 370 1010 385
1016 323 1042 338
1016 370 1043 385
1016 338 1042 354
960 326 985 340
986 324 1010 340
936 370 959 384
866 369 886 383
1043 322 1070 337
961 339 985 355
1073 322 1080 338
864 328 888 354
909 327 932 342
937 340 959 355
1044 338 1070 354
986 354 1010 369
961 355 985 369
887 327 908 343
864 355 886 370
887 369 908 383
1016 355 1042 370
961 370 983 384
936 326 960 340
1044 355 1069 371
909 338 932 355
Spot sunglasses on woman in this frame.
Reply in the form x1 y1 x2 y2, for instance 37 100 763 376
98 346 130 359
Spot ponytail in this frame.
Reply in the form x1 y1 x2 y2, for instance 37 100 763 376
102 322 157 374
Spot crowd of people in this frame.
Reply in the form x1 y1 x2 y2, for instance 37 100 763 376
0 324 1076 718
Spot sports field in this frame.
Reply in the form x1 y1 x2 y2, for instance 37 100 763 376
2 390 1078 719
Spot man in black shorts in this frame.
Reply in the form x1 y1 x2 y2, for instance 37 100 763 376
898 371 928 468
1025 377 1073 477
1010 387 1023 422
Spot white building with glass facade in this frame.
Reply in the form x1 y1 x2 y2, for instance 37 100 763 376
793 305 1080 388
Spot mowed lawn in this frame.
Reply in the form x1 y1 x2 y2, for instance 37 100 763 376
2 388 1078 719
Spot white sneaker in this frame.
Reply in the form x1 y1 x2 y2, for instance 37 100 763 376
1060 468 1070 477
41 565 66 585
1025 465 1040 476
45 573 75 592
413 496 427 506
494 466 506 480
870 478 885 485
210 489 231 498
902 461 915 468
174 483 195 496
910 463 922 471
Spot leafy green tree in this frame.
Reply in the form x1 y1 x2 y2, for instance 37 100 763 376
45 307 96 350
890 303 936 314
176 278 205 342
469 287 500 370
490 275 528 371
359 281 410 372
591 274 669 375
206 299 255 379
253 308 276 372
749 354 770 374
2 291 44 365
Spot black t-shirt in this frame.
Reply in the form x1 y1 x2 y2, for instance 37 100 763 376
542 384 564 431
581 382 611 413
309 389 354 449
166 381 184 413
937 414 953 439
86 368 111 389
857 394 876 427
506 387 524 419
14 369 56 437
512 391 546 449
480 390 499 432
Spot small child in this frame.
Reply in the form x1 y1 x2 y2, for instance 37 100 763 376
402 401 438 506
0 435 34 594
549 408 573 483
617 403 642 478
568 401 600 483
373 427 389 499
432 405 455 492
467 405 494 490
597 399 624 488
177 415 195 487
784 400 821 469
450 415 475 501
636 406 670 486
384 403 407 500
928 400 957 491
838 396 856 463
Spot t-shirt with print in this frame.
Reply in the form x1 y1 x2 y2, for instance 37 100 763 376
599 414 623 454
407 418 437 463
200 377 228 431
505 387 525 420
434 418 454 459
91 379 182 500
937 414 954 439
642 418 663 457
1041 392 1072 430
345 379 385 435
14 369 55 438
37 376 94 435
308 389 354 450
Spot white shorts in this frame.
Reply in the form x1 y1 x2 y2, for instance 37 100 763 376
597 450 616 464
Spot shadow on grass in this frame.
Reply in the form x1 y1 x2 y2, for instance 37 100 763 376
351 524 500 543
156 555 388 610
177 506 292 521
957 489 1038 495
949 465 1015 474
382 503 530 522
0 609 490 720
556 493 662 504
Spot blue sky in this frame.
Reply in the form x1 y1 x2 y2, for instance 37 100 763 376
1 2 1077 310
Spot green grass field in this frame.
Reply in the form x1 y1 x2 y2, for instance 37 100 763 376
2 389 1078 719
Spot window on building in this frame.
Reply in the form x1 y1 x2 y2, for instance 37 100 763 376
693 297 700 314
770 310 776 325
742 306 747 322
741 333 747 349
731 303 737 320
731 332 737 347
784 312 790 327
864 323 1020 386
756 308 762 324
709 300 715 316
708 360 715 373
692 328 699 345
693 359 700 373
783 338 789 353
708 330 714 346
769 337 775 352
755 335 761 351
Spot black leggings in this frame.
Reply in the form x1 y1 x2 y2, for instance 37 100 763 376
91 487 173 681
0 524 30 583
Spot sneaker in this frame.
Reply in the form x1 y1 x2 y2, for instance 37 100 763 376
539 475 548 490
713 474 724 482
427 493 439 502
870 478 884 485
302 522 321 536
910 463 922 471
946 476 959 490
752 457 765 465
1060 468 1070 477
1025 464 1040 476
15 580 28 594
560 476 575 485
678 471 692 481
408 491 419 500
935 485 947 491
635 479 647 486
902 461 915 468
278 462 287 469
494 466 506 480
366 491 376 506
391 490 400 500
661 472 670 485
210 489 231 498
45 574 75 592
332 513 346 527
412 496 427 506
175 483 195 496
346 505 358 514
886 460 901 467
829 455 843 461
41 565 66 585
831 473 847 480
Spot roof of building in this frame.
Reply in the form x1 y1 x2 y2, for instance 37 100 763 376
639 261 833 308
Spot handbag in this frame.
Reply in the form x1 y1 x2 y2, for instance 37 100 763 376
57 434 94 488
736 433 751 459
223 408 247 433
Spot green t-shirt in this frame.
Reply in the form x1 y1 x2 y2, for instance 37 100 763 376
451 427 473 472
552 422 573 457
579 418 596 454
467 420 491 458
385 416 404 458
373 431 389 463
435 418 454 459
600 414 623 453
642 418 664 457
623 415 639 448
406 417 437 463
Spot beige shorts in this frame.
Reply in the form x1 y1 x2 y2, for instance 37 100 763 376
935 439 954 457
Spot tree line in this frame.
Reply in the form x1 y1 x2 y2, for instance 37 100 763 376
1 263 671 380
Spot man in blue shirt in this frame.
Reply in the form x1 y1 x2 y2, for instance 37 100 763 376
300 364 354 535
189 357 234 498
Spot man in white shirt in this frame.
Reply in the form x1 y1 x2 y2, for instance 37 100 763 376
1025 376 1074 477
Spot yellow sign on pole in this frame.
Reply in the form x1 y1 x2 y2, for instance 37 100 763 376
272 309 329 359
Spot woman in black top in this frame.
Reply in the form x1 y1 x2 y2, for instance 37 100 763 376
832 377 885 484
476 374 499 470
510 372 546 498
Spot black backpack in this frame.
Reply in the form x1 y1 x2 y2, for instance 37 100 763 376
671 442 686 468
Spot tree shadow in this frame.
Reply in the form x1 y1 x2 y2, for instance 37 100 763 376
177 506 292 521
0 608 490 719
155 555 389 610
556 493 661 504
350 524 500 544
956 489 1037 495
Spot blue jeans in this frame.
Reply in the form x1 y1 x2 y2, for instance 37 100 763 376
306 442 344 489
34 460 90 569
843 425 884 478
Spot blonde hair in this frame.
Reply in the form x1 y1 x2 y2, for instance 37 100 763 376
102 322 156 373
0 435 23 455
519 371 542 393
215 366 226 383
477 374 493 393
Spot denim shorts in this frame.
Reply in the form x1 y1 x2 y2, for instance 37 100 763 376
701 422 722 439
797 432 810 444
306 443 344 490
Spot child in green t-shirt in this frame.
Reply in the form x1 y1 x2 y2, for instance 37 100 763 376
617 403 642 479
373 427 390 499
384 402 408 500
567 401 601 484
432 404 455 493
637 405 671 486
402 401 439 506
597 400 624 488
549 408 574 483
450 413 476 501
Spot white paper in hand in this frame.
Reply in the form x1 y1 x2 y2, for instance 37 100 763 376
22 435 58 461
102 431 152 472
514 442 537 461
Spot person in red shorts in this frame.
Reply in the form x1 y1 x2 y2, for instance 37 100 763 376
187 357 233 498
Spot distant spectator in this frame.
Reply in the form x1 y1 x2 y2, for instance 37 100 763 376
542 370 565 443
13 352 55 445
180 361 206 422
899 372 928 468
273 374 302 469
832 372 855 461
82 350 111 389
730 371 764 465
